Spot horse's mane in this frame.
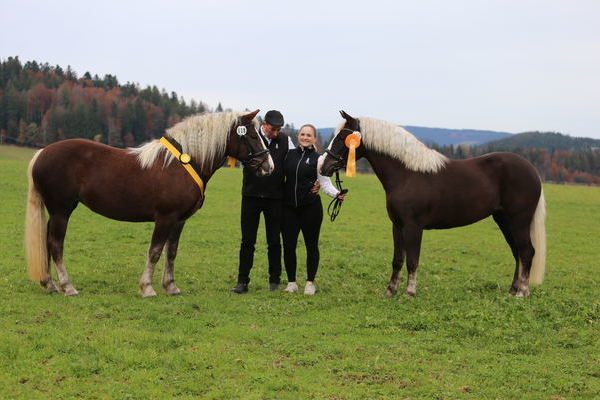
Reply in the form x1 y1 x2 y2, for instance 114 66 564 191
130 111 257 170
333 117 448 173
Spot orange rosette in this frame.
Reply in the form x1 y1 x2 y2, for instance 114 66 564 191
344 132 361 177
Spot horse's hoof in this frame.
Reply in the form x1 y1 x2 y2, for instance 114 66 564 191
508 286 518 295
405 290 416 297
515 289 530 298
41 280 59 293
64 288 79 297
140 286 157 298
164 284 182 296
384 288 396 297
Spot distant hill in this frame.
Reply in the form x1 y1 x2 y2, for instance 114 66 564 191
403 126 512 146
479 131 600 151
317 126 513 146
317 128 335 140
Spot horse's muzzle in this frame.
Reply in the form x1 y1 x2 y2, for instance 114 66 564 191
251 154 274 177
319 156 340 177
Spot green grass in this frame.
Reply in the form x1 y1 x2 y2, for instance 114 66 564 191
1 145 598 399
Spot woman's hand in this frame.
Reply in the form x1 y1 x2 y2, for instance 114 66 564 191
311 180 321 193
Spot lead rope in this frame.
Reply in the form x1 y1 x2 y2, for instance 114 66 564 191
327 170 348 222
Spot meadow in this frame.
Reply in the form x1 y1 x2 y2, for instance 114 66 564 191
0 144 598 399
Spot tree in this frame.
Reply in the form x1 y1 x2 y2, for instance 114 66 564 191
3 86 25 138
57 83 71 108
27 122 39 144
104 74 118 89
54 65 64 77
17 119 28 143
25 60 40 72
66 65 77 81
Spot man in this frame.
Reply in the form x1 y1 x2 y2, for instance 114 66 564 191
232 110 295 293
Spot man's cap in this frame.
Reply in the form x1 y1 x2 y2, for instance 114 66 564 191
264 110 284 127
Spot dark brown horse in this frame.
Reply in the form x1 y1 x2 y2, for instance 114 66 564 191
321 111 546 298
25 110 273 297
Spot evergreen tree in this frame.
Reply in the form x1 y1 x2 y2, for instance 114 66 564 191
25 60 40 72
54 65 64 77
66 65 77 81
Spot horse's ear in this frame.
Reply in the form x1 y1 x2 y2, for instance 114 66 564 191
241 109 260 123
340 110 355 121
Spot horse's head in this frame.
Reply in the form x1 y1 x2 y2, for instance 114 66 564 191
320 110 364 177
229 110 274 176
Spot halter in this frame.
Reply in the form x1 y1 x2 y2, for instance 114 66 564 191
233 122 270 166
324 128 357 162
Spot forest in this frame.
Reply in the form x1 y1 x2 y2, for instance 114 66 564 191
431 142 600 185
1 56 598 184
0 56 208 148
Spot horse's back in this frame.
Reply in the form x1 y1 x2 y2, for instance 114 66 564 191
469 152 541 194
461 152 541 214
473 152 539 179
35 139 125 168
33 139 132 193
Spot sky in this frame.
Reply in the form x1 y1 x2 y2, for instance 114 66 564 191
2 0 600 138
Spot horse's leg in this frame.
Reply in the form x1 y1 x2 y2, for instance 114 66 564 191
47 213 78 296
384 224 404 297
139 216 177 297
493 212 520 295
41 250 58 292
510 221 535 298
403 224 423 296
162 220 185 296
40 274 58 292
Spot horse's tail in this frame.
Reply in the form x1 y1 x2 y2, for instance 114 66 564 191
529 188 546 285
25 149 48 282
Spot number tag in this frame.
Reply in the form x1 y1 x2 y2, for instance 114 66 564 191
236 126 247 136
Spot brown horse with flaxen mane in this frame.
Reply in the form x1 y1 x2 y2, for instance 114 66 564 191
25 110 273 297
320 111 546 298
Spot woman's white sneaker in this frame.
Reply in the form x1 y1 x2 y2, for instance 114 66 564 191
284 282 298 293
304 282 316 295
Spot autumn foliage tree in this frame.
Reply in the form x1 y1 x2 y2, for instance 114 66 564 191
0 56 209 148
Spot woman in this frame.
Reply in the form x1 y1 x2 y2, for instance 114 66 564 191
282 124 346 295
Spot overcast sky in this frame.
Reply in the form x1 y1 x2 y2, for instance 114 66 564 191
2 0 599 138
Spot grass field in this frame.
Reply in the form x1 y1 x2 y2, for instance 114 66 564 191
0 144 598 399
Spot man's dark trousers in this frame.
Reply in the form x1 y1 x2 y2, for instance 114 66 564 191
238 196 282 285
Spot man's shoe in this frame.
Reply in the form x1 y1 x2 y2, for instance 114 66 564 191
231 282 248 294
284 282 299 293
269 282 279 291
